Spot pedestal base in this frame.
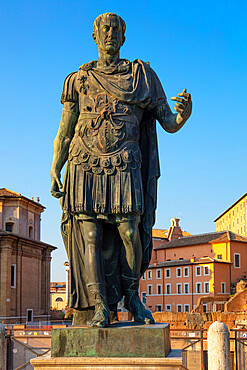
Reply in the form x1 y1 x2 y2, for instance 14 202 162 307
51 322 170 358
31 350 183 369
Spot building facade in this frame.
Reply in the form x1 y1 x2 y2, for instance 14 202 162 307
50 282 66 311
140 219 247 313
0 188 56 324
215 193 247 237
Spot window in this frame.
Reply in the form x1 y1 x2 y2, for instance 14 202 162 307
177 283 182 294
204 282 210 294
233 210 235 216
156 269 162 279
26 309 33 323
184 283 189 294
221 282 226 293
157 284 162 295
217 254 222 260
184 304 190 312
165 269 171 278
204 266 210 275
147 270 152 279
234 253 240 268
177 304 182 312
142 272 146 280
155 304 162 312
196 266 201 276
148 285 152 295
196 282 202 293
176 268 182 278
11 264 16 288
166 304 171 311
55 296 64 309
166 284 171 295
203 304 208 313
29 226 34 239
183 267 189 277
5 222 14 232
141 292 146 304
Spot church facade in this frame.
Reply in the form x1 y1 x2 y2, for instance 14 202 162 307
0 188 56 324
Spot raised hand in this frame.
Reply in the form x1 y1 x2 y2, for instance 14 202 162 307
171 89 192 125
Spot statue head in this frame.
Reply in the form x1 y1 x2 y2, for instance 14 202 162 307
92 13 126 55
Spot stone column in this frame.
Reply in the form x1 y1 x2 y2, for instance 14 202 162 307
208 321 230 370
0 323 6 370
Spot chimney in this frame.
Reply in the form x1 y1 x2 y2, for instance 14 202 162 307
168 218 183 241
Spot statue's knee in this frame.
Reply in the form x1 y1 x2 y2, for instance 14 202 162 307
123 225 137 245
86 229 99 246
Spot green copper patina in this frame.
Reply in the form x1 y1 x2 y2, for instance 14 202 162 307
50 12 192 327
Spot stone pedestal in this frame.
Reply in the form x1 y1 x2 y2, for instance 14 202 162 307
31 350 183 369
31 322 183 369
51 322 170 358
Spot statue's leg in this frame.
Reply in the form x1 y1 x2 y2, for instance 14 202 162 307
117 218 155 324
83 219 110 327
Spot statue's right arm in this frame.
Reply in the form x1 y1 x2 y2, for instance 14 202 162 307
50 101 78 198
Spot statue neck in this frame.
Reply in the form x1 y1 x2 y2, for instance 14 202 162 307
97 49 120 67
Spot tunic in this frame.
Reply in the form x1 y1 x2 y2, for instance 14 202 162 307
59 59 167 308
61 59 165 216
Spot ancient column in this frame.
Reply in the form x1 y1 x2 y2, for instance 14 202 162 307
208 321 230 370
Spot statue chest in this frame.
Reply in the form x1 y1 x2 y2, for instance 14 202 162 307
75 91 140 155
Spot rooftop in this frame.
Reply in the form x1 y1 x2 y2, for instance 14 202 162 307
148 256 231 269
155 230 247 250
214 192 247 222
0 188 45 209
152 228 191 239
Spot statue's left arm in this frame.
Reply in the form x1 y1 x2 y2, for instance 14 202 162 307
153 89 192 133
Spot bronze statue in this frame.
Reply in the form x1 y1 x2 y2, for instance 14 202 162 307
50 13 192 327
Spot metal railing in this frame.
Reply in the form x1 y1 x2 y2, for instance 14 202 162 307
170 329 205 369
6 328 51 370
231 329 247 370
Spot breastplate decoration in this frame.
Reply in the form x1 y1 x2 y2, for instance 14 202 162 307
68 93 142 175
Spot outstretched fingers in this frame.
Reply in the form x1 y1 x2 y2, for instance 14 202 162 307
178 88 191 101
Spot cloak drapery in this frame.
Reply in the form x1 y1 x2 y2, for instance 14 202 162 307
60 60 166 309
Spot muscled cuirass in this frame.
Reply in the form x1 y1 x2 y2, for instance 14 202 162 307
68 86 142 175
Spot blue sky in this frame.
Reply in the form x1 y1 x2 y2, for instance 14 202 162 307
1 0 246 281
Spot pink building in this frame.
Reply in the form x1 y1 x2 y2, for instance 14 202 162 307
140 219 247 312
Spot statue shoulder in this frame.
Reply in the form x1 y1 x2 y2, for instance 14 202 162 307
61 71 79 104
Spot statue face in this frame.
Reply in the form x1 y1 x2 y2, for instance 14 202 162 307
94 15 124 54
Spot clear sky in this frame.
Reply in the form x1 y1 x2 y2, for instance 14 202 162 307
1 0 246 281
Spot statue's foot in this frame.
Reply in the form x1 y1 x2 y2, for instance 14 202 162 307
125 293 155 325
87 303 110 328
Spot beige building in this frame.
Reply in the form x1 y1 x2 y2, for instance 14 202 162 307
50 282 66 311
215 193 247 237
0 188 56 324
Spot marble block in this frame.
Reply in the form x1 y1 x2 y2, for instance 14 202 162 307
51 322 171 358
